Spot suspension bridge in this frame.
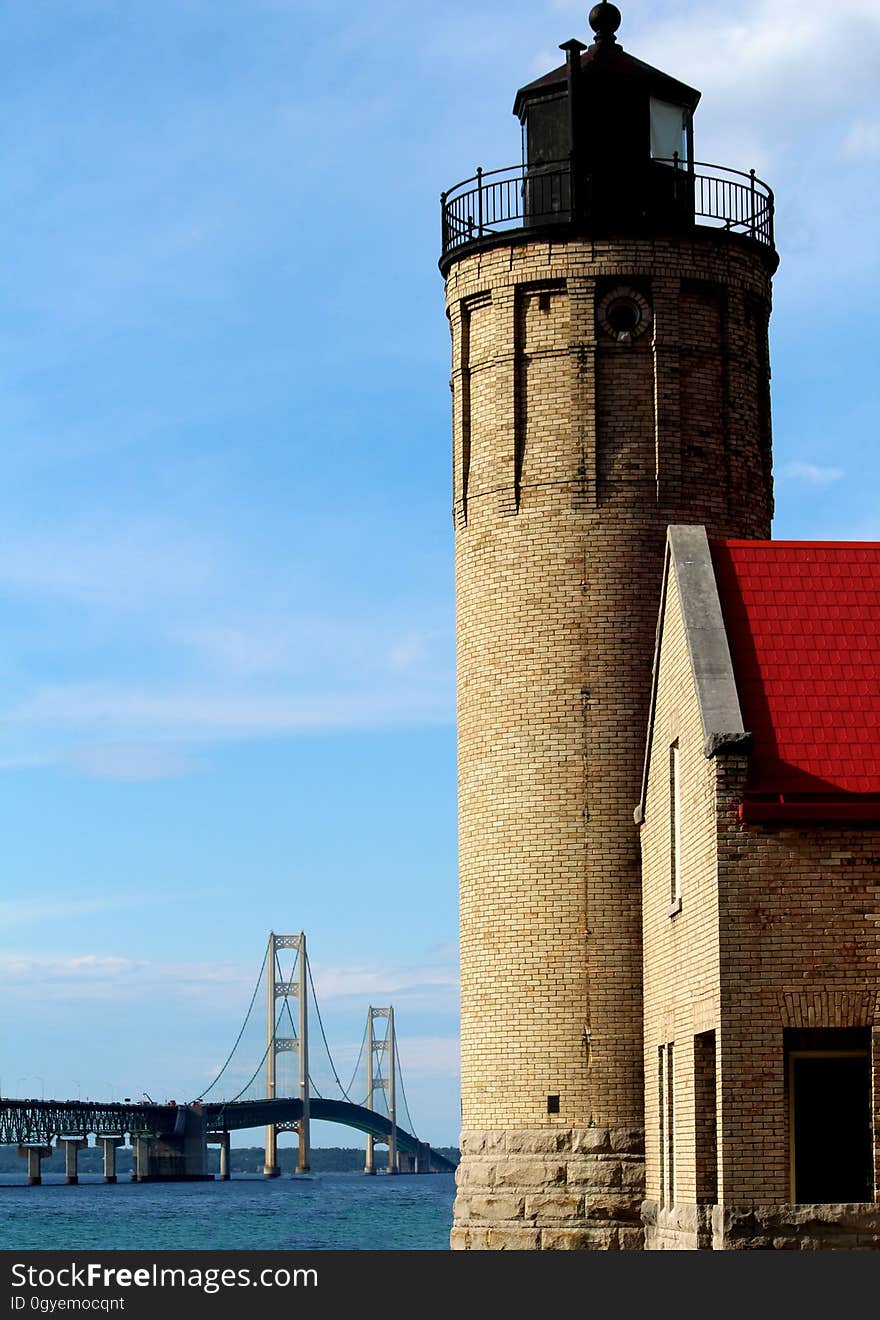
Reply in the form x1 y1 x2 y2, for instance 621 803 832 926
0 932 455 1184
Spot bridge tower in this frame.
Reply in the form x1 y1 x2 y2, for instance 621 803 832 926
263 931 311 1177
440 3 777 1248
363 1006 398 1175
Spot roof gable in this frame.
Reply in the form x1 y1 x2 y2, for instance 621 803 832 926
636 525 745 824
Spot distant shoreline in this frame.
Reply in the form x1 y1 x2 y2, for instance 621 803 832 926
0 1145 460 1177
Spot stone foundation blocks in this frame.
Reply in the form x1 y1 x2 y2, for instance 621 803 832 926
453 1127 646 1250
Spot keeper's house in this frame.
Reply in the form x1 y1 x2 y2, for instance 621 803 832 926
638 526 880 1250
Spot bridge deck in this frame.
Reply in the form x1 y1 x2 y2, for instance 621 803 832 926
0 1097 455 1173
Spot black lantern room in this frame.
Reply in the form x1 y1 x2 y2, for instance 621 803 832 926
512 3 700 232
439 3 774 269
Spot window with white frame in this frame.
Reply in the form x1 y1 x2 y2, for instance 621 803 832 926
670 740 681 907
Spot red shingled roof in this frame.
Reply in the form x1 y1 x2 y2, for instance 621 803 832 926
711 540 880 797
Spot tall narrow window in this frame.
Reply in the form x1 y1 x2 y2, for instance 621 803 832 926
694 1031 718 1205
657 1046 666 1206
658 1042 676 1207
670 741 681 907
666 1042 676 1206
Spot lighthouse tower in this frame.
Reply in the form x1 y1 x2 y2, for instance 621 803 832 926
440 4 777 1249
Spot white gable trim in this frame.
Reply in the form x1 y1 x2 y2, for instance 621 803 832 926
635 525 749 825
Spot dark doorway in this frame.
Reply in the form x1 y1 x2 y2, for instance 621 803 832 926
787 1029 873 1204
694 1030 717 1205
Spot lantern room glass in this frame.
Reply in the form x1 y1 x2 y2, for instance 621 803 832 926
650 97 689 164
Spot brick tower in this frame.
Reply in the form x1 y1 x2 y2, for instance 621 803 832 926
440 3 777 1249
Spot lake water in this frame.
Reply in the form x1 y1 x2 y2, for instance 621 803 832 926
0 1172 456 1251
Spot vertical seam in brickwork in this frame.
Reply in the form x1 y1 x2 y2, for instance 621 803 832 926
720 287 732 518
513 285 525 511
460 301 471 526
653 278 680 506
570 276 596 510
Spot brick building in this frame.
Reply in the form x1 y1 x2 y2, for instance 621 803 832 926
439 4 878 1249
638 528 880 1249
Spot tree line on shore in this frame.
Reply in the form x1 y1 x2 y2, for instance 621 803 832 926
0 1145 460 1175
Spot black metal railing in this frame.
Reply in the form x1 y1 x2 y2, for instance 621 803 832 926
663 158 774 247
440 159 774 261
441 161 572 256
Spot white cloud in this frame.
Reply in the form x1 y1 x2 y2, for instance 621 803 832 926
0 949 458 1016
538 1 880 176
0 951 253 1009
781 461 845 486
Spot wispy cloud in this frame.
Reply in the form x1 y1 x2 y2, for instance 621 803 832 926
394 1035 460 1081
0 949 459 1019
0 519 218 610
309 960 458 1010
781 461 845 486
0 889 213 932
5 681 454 740
0 743 193 782
65 742 194 781
0 951 253 1010
174 619 452 682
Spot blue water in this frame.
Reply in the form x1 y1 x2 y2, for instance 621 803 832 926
0 1173 456 1250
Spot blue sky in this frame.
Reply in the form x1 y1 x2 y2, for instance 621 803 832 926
1 0 878 1147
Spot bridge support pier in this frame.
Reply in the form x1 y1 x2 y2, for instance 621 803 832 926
397 1143 432 1175
217 1132 231 1181
132 1106 211 1181
132 1137 154 1182
58 1136 89 1184
296 1124 310 1176
98 1136 125 1183
364 1134 375 1175
263 1125 280 1178
18 1145 53 1186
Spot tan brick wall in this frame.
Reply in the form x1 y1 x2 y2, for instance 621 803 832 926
714 758 880 1208
445 231 774 1246
640 566 721 1218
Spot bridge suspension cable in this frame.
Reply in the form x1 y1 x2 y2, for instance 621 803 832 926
223 996 300 1104
342 1017 369 1106
217 956 305 1104
394 1034 417 1137
195 932 415 1137
196 943 269 1100
306 956 361 1104
275 978 325 1100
